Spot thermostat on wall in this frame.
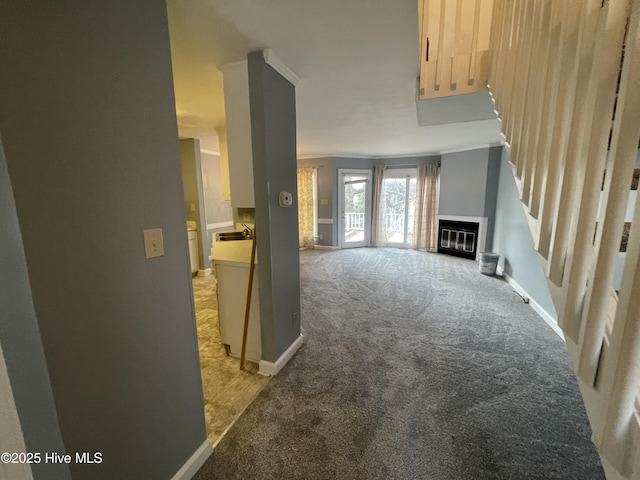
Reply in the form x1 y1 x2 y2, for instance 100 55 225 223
279 191 293 207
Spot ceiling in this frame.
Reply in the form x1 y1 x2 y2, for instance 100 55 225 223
167 0 502 157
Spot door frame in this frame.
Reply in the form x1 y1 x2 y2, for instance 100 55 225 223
338 169 372 249
384 168 417 248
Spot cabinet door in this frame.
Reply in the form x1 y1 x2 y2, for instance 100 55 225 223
188 231 198 273
221 61 255 208
215 262 261 362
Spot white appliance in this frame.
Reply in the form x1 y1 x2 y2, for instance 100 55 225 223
187 228 198 274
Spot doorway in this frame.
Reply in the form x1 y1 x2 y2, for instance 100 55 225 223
339 169 372 248
382 169 417 247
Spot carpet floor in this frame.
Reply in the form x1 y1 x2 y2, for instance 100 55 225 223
194 248 605 479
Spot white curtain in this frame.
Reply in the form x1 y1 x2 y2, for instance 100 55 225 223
297 167 315 249
371 164 387 247
413 161 440 252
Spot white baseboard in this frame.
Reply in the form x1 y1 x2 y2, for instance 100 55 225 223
197 268 212 277
170 439 213 480
497 267 564 340
259 334 304 376
528 294 564 340
313 245 339 250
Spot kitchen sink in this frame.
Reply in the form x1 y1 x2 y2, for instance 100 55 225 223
216 231 250 242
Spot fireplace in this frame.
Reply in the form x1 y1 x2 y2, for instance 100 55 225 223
438 220 480 260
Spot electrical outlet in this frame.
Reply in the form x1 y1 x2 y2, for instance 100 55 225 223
319 233 323 240
143 228 164 259
243 213 251 221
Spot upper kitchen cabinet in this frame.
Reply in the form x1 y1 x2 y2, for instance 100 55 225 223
216 127 232 202
418 0 494 100
220 60 255 208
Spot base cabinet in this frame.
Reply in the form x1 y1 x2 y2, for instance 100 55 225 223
188 229 198 274
214 261 261 363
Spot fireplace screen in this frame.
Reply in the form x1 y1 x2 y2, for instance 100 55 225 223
437 220 479 260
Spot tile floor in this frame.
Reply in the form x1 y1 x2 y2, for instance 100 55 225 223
192 274 269 445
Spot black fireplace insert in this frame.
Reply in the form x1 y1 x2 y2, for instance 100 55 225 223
437 220 479 260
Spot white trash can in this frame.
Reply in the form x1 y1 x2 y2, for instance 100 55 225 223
479 252 499 275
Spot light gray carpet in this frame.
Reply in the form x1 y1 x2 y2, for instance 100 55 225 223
194 248 605 480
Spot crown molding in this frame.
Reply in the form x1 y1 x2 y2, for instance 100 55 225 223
297 154 333 160
263 49 300 86
440 144 493 155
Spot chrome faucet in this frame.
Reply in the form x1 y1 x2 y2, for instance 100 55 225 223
242 224 253 239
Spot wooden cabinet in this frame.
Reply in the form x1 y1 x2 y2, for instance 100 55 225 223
214 260 261 363
188 228 198 274
418 0 494 100
216 127 232 202
220 61 255 208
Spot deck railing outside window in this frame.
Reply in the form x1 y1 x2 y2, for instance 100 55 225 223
344 212 365 231
345 212 407 236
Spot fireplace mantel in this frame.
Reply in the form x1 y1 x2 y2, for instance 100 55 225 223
437 215 488 260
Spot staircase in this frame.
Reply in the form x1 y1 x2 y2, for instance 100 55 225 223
419 0 640 478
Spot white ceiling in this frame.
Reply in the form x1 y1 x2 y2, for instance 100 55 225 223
167 0 502 157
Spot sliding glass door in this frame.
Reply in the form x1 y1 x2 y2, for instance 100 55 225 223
383 169 417 247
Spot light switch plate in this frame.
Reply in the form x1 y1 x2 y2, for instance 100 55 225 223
143 228 164 259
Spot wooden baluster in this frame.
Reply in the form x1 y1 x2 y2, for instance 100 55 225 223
500 0 522 144
537 0 584 260
563 0 629 341
475 0 494 90
452 0 475 93
468 0 482 85
598 9 640 468
503 0 527 145
488 0 505 90
547 0 603 288
418 0 428 99
493 0 513 111
451 0 463 92
424 0 442 98
599 191 640 475
529 1 566 224
507 0 537 180
520 0 555 208
435 0 455 93
578 0 640 386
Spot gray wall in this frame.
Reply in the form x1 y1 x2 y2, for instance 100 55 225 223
440 148 491 217
180 139 212 271
0 2 207 479
484 146 503 251
0 139 71 480
416 91 497 126
492 147 557 318
248 51 301 361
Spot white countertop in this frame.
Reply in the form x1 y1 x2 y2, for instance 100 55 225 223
211 239 257 266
